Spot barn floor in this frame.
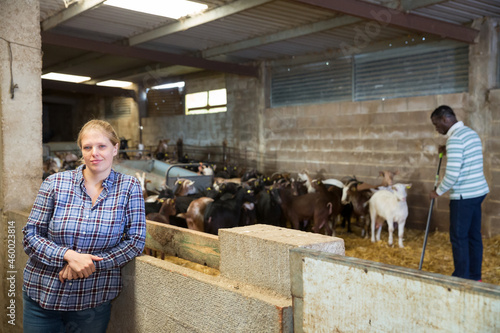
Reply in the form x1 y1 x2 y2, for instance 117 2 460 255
152 226 499 285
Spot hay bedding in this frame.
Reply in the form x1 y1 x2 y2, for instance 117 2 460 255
337 226 500 285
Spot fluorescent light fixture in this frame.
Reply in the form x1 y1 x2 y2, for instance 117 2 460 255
151 81 185 90
104 0 207 19
41 72 90 83
96 80 133 88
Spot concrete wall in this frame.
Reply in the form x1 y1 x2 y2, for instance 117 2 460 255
290 247 500 332
0 1 42 332
141 71 264 152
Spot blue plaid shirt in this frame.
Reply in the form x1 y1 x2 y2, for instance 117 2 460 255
23 165 146 311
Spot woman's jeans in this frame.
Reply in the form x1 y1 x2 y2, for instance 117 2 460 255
449 194 486 280
23 290 111 333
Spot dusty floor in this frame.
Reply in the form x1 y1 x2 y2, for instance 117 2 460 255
152 226 500 285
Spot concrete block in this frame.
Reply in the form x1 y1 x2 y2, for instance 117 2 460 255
109 256 293 333
219 224 344 298
360 99 383 114
339 101 361 115
438 93 467 109
407 95 438 112
382 97 408 112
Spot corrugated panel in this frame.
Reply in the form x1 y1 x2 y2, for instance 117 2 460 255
354 45 469 101
413 0 500 24
271 59 352 107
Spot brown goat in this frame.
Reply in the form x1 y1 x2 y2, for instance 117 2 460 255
272 186 340 236
177 197 214 232
146 198 177 224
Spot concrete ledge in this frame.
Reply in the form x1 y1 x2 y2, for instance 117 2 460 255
109 255 292 333
219 224 345 298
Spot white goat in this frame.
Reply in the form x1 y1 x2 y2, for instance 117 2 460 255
368 183 411 248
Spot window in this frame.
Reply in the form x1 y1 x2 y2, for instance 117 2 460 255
185 88 227 115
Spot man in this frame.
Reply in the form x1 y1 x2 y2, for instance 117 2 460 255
429 105 489 281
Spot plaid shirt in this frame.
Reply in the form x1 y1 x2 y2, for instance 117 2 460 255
23 165 146 311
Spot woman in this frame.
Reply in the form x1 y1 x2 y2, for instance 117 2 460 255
22 120 146 332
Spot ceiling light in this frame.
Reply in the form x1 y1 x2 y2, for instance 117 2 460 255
104 0 208 19
41 72 90 83
97 80 133 88
151 81 185 90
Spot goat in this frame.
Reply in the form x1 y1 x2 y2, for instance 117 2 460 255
178 197 214 232
341 180 374 237
271 187 337 236
174 179 197 196
368 183 411 248
146 198 177 224
310 179 343 236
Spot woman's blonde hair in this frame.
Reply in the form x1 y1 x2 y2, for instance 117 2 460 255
77 119 119 148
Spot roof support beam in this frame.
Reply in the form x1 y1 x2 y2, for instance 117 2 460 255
292 0 479 43
42 0 106 31
128 0 275 46
203 16 362 58
400 0 449 12
41 32 259 77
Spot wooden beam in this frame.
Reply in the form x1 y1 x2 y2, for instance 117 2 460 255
128 0 275 46
292 0 479 44
41 0 106 31
41 31 259 77
145 221 220 269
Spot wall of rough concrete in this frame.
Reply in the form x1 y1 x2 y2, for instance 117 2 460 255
141 71 263 151
0 1 42 332
290 247 500 332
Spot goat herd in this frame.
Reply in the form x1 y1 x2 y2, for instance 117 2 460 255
140 164 412 248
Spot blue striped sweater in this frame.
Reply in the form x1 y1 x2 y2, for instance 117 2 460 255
436 121 489 199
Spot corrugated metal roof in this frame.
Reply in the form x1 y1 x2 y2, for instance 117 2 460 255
38 0 500 85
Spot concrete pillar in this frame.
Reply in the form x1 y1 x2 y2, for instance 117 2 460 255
467 17 498 130
467 18 499 237
0 0 43 212
1 0 42 331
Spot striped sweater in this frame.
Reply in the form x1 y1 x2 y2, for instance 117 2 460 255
436 121 489 199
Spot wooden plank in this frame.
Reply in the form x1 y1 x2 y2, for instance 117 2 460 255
145 220 220 269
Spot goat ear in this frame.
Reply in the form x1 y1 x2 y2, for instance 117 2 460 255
406 184 412 189
379 171 384 177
